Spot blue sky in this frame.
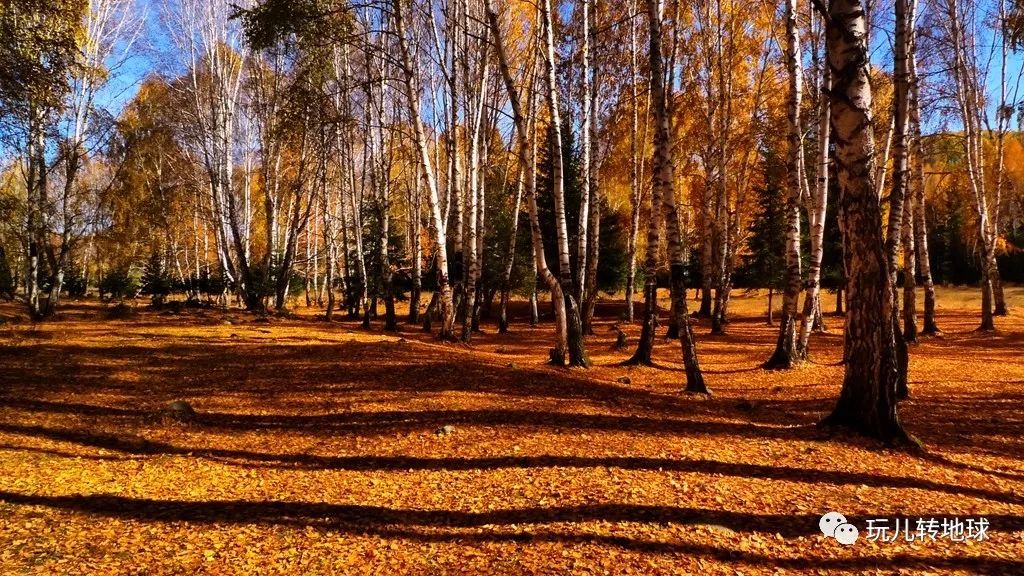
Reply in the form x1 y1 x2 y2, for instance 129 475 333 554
95 0 1023 131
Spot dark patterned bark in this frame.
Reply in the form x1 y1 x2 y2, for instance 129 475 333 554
819 0 909 443
646 0 707 393
765 0 803 370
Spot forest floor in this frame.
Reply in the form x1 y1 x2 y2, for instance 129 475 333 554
0 287 1023 575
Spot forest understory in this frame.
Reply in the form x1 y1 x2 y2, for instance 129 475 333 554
1 287 1022 575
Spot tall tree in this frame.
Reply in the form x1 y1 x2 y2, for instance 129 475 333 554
818 0 909 442
539 0 588 366
580 0 602 336
393 0 456 340
797 7 831 358
908 27 939 335
486 0 571 362
935 0 1003 331
1 0 85 318
886 0 912 397
646 0 707 393
623 0 644 324
764 0 803 369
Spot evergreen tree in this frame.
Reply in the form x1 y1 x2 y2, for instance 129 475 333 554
744 149 787 323
141 252 171 307
0 244 14 300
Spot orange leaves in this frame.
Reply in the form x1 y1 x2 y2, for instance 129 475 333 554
1 292 1024 574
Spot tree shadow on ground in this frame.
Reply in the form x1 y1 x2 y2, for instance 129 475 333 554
3 325 1024 460
1 422 1021 506
0 491 1020 573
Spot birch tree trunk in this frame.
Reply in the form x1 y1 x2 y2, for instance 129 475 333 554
394 0 456 340
486 0 569 361
575 0 593 308
626 143 663 365
499 141 528 334
908 33 939 335
624 0 641 323
898 0 919 343
902 187 918 341
819 0 909 443
540 0 588 366
461 26 489 342
886 0 912 398
646 0 707 392
408 168 423 324
581 0 601 336
944 0 996 331
765 0 803 369
323 173 337 321
25 109 44 318
797 10 831 358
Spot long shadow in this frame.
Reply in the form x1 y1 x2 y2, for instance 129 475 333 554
0 442 128 462
0 408 811 443
0 491 1020 573
4 313 1024 459
2 423 1020 506
0 393 822 441
701 366 764 375
6 379 1024 462
916 450 1024 482
2 490 1022 536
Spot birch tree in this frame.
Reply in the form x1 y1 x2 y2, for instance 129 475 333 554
169 0 259 308
580 0 602 336
764 0 803 369
623 0 645 324
885 0 912 397
486 0 571 362
539 0 588 366
933 0 1009 331
817 0 909 442
646 0 707 392
393 0 456 340
797 7 831 358
908 28 939 335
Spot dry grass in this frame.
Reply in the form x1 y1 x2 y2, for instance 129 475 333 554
0 286 1022 575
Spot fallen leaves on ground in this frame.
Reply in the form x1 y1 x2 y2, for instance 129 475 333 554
0 287 1022 575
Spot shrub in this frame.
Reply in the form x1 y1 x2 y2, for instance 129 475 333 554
100 266 139 301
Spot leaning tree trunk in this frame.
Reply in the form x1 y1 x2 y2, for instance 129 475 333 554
886 0 912 398
908 32 939 335
819 0 909 443
624 0 642 324
540 0 588 366
765 0 803 370
797 57 831 359
394 0 455 340
487 0 569 360
646 0 707 393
